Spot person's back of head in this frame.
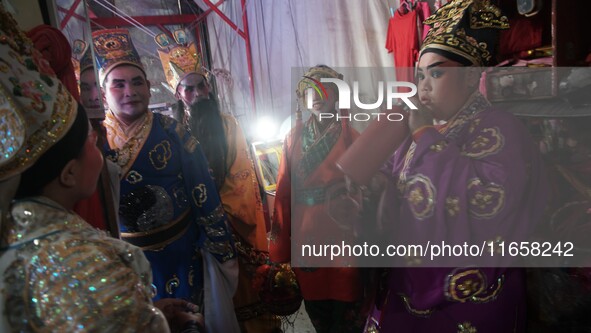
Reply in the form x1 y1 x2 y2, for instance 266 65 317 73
0 4 89 210
15 104 104 210
0 9 179 332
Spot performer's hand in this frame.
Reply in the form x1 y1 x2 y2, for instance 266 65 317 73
326 179 364 235
154 298 204 333
407 97 434 134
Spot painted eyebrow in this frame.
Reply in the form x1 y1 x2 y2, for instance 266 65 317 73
427 61 447 69
111 76 145 83
417 61 448 72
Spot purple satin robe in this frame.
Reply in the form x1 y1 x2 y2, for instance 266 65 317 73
374 93 549 333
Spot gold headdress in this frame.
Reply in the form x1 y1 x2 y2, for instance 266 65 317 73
420 0 509 66
0 4 77 181
72 39 95 83
92 29 144 86
155 29 207 93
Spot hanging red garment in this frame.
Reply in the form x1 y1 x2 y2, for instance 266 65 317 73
499 16 543 59
386 8 419 86
73 190 107 230
415 1 432 43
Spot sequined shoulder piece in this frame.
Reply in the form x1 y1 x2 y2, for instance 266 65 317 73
3 201 157 332
4 234 157 331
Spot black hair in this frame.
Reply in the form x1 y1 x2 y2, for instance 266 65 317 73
16 104 89 198
188 98 229 190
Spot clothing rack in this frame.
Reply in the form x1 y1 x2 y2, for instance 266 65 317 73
398 0 416 15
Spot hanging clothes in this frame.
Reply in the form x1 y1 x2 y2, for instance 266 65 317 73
386 7 418 85
415 1 432 44
385 1 431 85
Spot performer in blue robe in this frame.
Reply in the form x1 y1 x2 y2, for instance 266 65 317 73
93 28 240 332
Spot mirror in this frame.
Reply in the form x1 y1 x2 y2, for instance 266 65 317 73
46 0 104 118
252 139 283 193
42 0 212 119
85 0 211 116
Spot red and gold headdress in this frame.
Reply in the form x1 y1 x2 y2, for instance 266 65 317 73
92 28 144 86
155 29 207 93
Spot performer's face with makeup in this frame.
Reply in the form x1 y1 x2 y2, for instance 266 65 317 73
417 52 475 121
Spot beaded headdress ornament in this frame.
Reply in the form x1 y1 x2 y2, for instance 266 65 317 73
0 4 78 181
155 29 207 93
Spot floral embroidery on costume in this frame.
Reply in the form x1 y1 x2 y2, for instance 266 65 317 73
430 140 448 152
461 127 504 159
399 293 433 317
457 321 477 333
125 170 143 184
405 174 436 220
192 183 207 207
446 196 461 217
446 268 487 302
467 178 505 219
149 140 173 170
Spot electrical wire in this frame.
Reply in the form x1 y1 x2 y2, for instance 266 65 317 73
258 0 275 115
91 0 156 37
89 0 157 57
287 0 304 70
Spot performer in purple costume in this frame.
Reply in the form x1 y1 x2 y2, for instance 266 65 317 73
367 1 550 332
